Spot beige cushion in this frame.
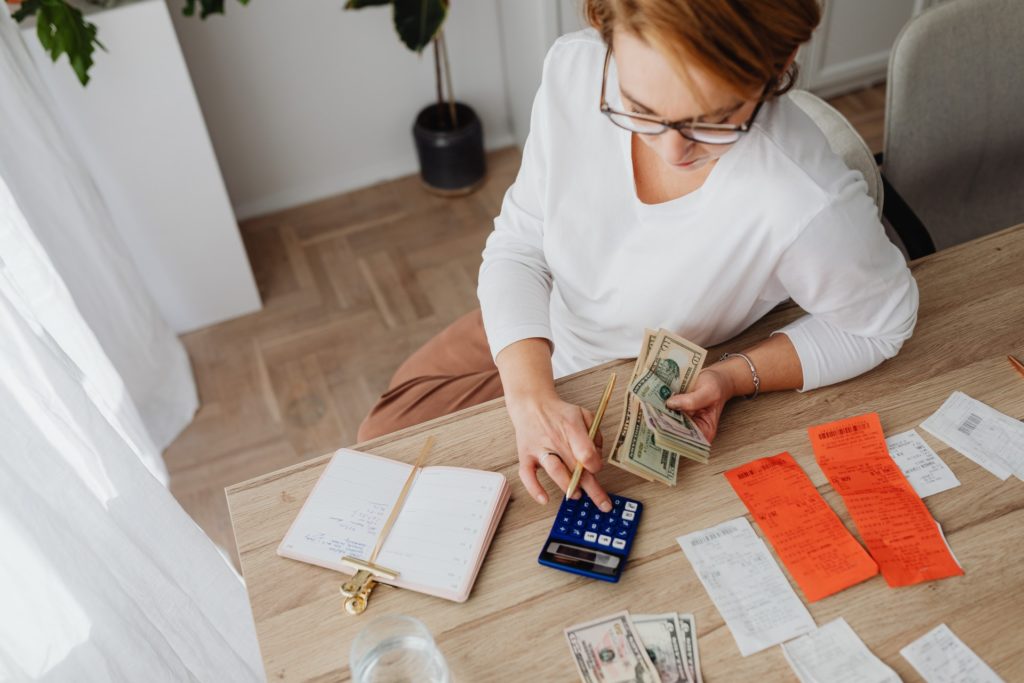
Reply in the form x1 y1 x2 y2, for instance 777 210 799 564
789 89 883 218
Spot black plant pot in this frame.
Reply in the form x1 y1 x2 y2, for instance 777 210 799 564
413 101 486 196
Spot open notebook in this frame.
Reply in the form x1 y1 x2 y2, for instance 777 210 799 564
278 448 510 602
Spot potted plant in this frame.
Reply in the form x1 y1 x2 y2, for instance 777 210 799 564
12 0 485 194
345 0 486 196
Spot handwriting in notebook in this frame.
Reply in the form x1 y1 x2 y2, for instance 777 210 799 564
278 450 510 602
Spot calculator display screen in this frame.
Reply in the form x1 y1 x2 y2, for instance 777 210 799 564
541 542 620 577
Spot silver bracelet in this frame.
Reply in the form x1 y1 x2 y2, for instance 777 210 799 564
719 352 760 400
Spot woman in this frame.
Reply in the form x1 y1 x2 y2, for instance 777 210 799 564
359 0 918 514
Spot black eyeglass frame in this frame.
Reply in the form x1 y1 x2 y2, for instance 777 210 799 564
599 46 767 144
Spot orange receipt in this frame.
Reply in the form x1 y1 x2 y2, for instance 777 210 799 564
808 412 963 587
725 452 878 602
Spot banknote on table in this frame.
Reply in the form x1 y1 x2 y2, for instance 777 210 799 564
565 611 658 683
632 614 690 683
610 329 710 483
677 613 703 683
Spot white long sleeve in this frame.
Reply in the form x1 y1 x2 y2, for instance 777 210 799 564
771 178 919 390
478 29 918 386
476 49 554 358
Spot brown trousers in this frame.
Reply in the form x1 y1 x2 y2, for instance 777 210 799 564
357 309 504 442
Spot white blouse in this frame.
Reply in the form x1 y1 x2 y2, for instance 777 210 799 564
477 30 918 391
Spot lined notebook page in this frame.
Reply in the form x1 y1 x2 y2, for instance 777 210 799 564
377 466 504 598
278 449 506 601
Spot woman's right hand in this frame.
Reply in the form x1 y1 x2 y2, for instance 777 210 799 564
506 391 612 512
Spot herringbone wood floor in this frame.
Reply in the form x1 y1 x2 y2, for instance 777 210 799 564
166 84 887 567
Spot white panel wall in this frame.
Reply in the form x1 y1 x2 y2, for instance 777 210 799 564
798 0 921 97
23 0 262 333
169 0 514 220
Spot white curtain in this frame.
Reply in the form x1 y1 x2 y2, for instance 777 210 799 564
0 8 197 464
0 7 263 681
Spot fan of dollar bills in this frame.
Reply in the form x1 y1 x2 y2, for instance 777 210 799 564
609 329 711 486
564 610 703 683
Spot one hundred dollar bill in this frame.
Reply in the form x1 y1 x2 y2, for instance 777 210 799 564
565 611 658 683
632 614 690 683
677 614 703 683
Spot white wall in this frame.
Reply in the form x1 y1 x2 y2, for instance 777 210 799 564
169 0 514 220
24 0 262 333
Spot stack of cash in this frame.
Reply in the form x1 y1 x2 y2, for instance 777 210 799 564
564 610 703 683
609 329 711 485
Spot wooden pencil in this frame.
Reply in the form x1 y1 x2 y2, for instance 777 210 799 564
565 373 616 501
1008 355 1024 380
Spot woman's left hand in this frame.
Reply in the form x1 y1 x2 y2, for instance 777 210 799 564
664 365 736 442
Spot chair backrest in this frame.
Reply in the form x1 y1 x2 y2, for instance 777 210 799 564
789 89 883 218
885 0 1024 251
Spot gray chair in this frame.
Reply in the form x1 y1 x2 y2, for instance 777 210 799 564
882 0 1024 254
790 89 883 218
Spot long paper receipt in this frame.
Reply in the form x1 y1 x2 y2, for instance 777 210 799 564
808 413 963 587
725 452 877 601
676 517 815 656
783 618 900 683
901 624 1005 683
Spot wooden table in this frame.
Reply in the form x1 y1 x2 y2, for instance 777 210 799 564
227 225 1024 682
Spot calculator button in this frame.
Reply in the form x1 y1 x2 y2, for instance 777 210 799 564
572 529 582 537
603 525 614 535
582 500 591 509
612 538 627 550
624 501 638 512
584 531 597 542
613 497 622 507
578 509 588 518
592 512 602 520
597 535 612 546
561 516 571 524
589 522 599 531
622 510 636 521
576 519 585 527
617 529 629 537
558 525 568 533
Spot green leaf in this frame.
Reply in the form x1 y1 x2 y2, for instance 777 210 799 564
392 0 446 53
34 0 104 86
12 0 42 23
344 0 391 8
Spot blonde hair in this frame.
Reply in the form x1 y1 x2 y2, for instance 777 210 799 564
584 0 821 99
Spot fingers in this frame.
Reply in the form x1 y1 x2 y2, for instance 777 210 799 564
666 381 717 413
539 451 575 498
692 412 718 442
567 410 603 474
578 469 612 512
518 460 549 505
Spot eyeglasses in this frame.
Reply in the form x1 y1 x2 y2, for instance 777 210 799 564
599 46 766 145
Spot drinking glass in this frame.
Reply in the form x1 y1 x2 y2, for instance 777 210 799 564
349 615 451 683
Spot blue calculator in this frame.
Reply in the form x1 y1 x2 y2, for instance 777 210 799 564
537 493 643 582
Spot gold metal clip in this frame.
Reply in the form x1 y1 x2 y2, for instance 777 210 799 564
339 556 399 615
